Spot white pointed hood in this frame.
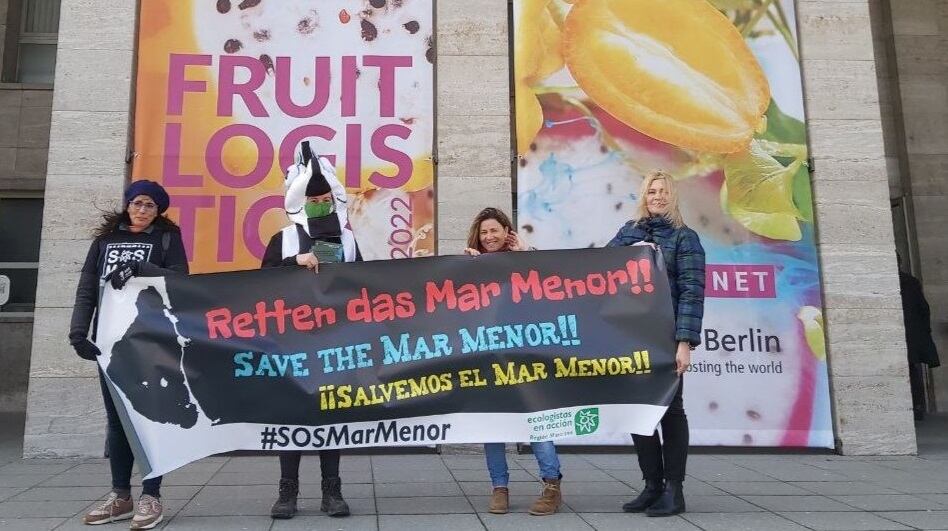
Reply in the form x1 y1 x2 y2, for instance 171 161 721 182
281 142 358 262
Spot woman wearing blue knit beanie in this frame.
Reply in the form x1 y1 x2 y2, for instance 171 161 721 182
69 179 188 530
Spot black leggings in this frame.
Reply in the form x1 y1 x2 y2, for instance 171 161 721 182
99 372 162 497
279 450 341 480
632 378 688 482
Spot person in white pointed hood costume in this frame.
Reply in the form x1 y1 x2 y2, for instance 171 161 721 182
262 140 362 268
261 141 358 520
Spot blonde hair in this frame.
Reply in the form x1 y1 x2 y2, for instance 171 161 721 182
635 170 684 229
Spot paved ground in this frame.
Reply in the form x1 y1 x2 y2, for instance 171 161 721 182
0 413 946 531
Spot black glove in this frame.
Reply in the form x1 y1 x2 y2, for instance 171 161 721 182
72 338 101 361
105 260 141 290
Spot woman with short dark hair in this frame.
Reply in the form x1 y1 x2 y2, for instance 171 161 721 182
69 180 188 529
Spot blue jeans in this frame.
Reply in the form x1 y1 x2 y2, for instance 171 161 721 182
484 442 561 487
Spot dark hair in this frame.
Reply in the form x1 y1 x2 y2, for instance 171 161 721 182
93 208 180 238
466 207 513 253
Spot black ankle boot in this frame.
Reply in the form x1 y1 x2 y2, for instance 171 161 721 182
622 479 664 512
320 477 350 517
270 478 299 519
645 479 685 517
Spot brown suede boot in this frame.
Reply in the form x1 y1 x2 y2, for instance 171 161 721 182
529 478 562 516
488 486 509 514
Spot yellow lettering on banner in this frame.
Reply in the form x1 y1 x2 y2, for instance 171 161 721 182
554 356 646 378
492 362 548 386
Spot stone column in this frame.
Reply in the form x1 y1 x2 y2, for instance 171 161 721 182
797 0 916 454
435 0 512 254
23 0 137 457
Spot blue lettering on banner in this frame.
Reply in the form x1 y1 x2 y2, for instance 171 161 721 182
233 352 309 378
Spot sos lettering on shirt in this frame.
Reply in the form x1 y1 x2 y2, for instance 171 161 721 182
103 243 154 279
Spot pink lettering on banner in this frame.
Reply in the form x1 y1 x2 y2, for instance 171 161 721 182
706 264 777 298
167 54 212 115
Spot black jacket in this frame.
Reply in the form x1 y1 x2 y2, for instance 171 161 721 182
900 271 940 367
261 224 363 268
69 224 189 344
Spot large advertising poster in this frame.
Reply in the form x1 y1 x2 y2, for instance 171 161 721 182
133 0 435 273
514 0 833 447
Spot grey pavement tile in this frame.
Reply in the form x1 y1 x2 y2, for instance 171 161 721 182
711 481 813 496
451 469 534 482
0 474 51 488
0 487 26 501
875 510 948 530
681 512 810 531
273 514 379 531
205 471 282 486
791 481 902 496
685 468 776 483
443 456 493 470
371 468 454 483
468 495 574 514
579 455 636 469
40 473 141 488
159 486 204 500
560 481 635 496
371 455 449 470
684 495 764 513
379 514 484 531
374 481 460 497
832 494 944 511
547 469 617 482
162 515 273 530
179 496 273 517
884 479 948 494
578 513 700 530
778 511 913 531
738 463 852 482
918 493 948 506
0 500 91 518
562 495 629 513
0 463 78 475
479 513 593 530
0 517 67 530
195 483 373 500
679 480 727 496
9 486 109 501
160 469 221 486
741 495 857 512
376 496 473 514
273 515 377 530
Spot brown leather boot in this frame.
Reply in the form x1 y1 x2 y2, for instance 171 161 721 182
529 478 562 516
488 486 509 514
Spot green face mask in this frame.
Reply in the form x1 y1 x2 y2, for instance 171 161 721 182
304 200 334 219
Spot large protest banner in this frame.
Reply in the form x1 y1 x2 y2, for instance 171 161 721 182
96 247 679 478
132 0 435 273
514 0 832 447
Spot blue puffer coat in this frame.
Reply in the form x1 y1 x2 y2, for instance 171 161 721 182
607 216 706 347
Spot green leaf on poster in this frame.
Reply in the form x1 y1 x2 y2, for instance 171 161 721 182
722 140 804 241
792 162 814 224
759 100 807 145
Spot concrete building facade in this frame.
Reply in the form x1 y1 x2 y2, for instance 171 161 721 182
1 0 944 457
